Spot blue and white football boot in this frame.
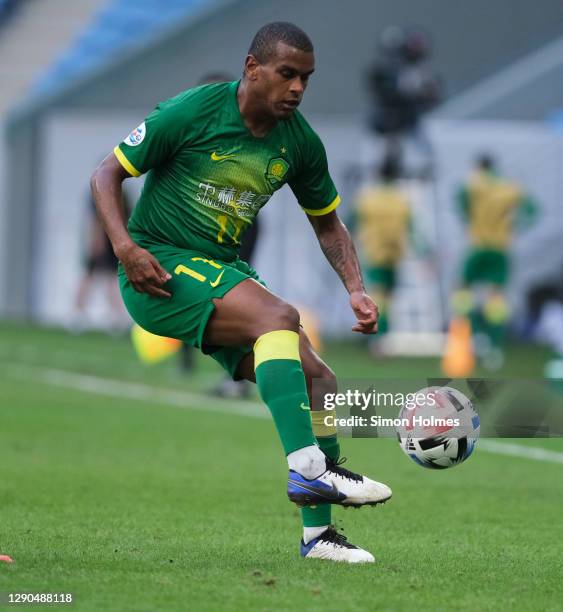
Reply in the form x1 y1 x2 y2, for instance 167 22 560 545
287 456 392 508
301 526 375 563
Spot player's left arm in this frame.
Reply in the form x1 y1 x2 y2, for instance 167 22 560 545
307 211 378 334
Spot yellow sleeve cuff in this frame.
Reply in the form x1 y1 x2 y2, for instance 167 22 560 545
302 194 341 216
113 146 141 177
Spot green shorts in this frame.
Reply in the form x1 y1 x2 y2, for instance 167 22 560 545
463 248 509 286
119 244 266 379
364 266 396 291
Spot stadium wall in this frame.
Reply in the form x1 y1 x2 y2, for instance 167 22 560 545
16 0 563 115
437 34 563 120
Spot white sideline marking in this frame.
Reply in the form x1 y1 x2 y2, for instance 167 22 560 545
4 364 563 465
478 440 563 465
4 364 268 420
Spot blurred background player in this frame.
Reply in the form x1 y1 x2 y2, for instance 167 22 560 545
450 153 537 370
70 190 131 332
351 155 412 354
366 26 442 178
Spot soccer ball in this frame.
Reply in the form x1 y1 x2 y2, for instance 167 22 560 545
396 386 480 469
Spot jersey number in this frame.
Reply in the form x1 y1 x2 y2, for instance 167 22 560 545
175 258 224 287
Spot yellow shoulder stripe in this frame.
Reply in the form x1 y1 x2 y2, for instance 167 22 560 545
302 194 341 217
113 146 141 177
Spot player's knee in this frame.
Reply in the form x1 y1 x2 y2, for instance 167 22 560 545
268 303 301 333
249 302 300 344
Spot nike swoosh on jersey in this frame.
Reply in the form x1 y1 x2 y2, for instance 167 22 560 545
300 403 311 411
209 270 225 288
211 152 235 161
288 479 342 501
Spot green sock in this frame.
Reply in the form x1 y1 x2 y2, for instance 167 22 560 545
301 411 340 528
483 294 509 349
487 324 506 349
254 330 316 455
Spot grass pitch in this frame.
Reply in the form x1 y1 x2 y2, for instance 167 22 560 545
0 323 562 611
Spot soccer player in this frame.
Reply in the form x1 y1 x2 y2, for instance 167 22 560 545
91 22 391 563
352 155 411 349
452 154 537 368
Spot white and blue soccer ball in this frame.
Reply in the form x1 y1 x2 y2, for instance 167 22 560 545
396 386 480 469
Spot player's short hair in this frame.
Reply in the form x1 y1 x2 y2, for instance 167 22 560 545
379 154 402 182
248 22 313 63
477 153 496 172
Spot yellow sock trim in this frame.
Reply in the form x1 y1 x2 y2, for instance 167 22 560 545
311 410 337 437
452 289 474 316
484 294 510 325
254 330 300 370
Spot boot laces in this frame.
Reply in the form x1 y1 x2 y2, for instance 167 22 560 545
326 456 363 483
319 525 356 549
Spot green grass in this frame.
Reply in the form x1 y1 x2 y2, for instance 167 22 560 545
0 323 561 611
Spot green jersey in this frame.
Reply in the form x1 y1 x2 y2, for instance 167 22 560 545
114 80 340 261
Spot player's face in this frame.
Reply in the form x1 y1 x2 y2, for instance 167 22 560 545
249 42 315 119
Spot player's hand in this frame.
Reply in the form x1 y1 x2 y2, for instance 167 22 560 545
118 243 172 298
350 291 378 334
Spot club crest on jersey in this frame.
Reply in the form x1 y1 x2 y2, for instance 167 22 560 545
124 122 146 147
265 158 289 185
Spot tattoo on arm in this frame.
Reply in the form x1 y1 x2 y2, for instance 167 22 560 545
318 229 364 294
321 237 347 273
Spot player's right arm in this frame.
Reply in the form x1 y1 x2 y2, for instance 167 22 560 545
90 154 172 298
91 92 198 298
456 185 470 222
